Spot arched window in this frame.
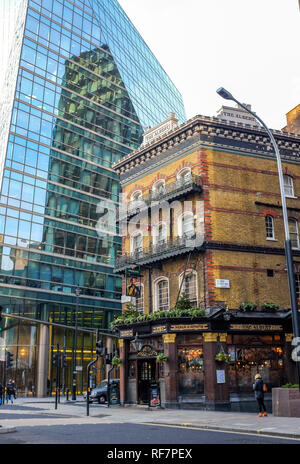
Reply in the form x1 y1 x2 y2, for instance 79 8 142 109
288 218 299 248
177 168 192 185
155 278 169 311
284 175 294 197
130 231 143 254
152 180 165 198
128 190 143 212
178 212 195 238
265 215 275 239
153 222 167 246
179 271 198 306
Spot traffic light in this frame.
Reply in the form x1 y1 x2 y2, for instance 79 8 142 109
96 339 105 356
61 354 67 368
52 353 59 367
6 351 14 369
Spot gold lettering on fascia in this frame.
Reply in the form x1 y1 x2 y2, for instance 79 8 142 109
229 324 283 331
120 330 133 337
152 325 167 333
137 346 158 357
170 324 209 331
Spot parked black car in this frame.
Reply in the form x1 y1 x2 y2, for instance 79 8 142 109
84 379 120 404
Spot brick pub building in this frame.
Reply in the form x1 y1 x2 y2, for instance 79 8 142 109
112 110 300 411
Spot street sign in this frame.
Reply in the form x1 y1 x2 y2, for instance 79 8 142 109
215 279 230 288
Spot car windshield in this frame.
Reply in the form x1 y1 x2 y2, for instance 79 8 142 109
97 381 107 388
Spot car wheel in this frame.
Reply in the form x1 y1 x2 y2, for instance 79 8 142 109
98 395 106 404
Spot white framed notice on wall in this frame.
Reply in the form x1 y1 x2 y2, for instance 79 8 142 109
216 369 226 384
215 279 230 288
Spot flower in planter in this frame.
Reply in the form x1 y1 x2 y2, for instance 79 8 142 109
215 350 231 363
156 353 168 363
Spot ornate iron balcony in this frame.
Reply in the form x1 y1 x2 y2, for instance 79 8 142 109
115 234 204 272
124 175 203 218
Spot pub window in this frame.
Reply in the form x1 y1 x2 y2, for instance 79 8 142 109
135 283 144 313
130 231 143 254
177 168 192 185
154 278 169 311
128 190 143 213
178 346 204 395
288 218 299 248
265 215 275 240
283 175 294 197
178 212 195 238
130 190 142 202
152 180 165 198
179 271 198 306
153 222 167 246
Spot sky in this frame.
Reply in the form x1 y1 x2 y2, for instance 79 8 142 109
118 0 300 131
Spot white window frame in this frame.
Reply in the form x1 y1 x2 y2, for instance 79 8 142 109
178 211 195 238
153 221 168 246
284 175 295 198
152 180 165 198
130 190 143 202
288 218 299 249
154 277 169 311
128 190 143 212
177 167 192 185
179 270 198 306
265 215 275 240
135 283 144 313
130 231 143 254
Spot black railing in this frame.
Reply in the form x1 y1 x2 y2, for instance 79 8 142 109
124 175 203 217
115 234 204 271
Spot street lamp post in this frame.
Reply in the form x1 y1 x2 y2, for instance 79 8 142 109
217 87 300 387
72 287 81 400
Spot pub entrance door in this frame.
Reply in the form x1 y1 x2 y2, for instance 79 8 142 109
137 359 156 404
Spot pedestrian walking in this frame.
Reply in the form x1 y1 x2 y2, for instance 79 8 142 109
6 379 15 404
253 373 267 417
0 383 3 405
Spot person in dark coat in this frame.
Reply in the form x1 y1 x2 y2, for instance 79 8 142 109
6 379 15 404
253 373 267 416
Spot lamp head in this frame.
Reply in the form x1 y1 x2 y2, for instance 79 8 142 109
216 87 234 101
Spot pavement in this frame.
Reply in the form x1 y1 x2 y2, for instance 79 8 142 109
1 396 300 441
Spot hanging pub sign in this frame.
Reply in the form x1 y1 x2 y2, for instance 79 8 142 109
149 383 161 407
126 277 141 298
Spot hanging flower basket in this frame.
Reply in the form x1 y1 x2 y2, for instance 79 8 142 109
111 355 122 368
156 353 168 363
215 350 230 363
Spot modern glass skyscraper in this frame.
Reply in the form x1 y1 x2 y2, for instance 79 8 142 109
0 0 185 395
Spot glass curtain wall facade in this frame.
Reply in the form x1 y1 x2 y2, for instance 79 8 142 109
0 0 186 396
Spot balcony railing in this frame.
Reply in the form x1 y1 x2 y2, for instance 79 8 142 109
124 175 203 218
115 234 204 271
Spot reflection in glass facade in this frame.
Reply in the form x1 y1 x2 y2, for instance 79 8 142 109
0 0 185 395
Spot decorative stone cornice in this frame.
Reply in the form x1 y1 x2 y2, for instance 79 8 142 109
112 114 300 179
